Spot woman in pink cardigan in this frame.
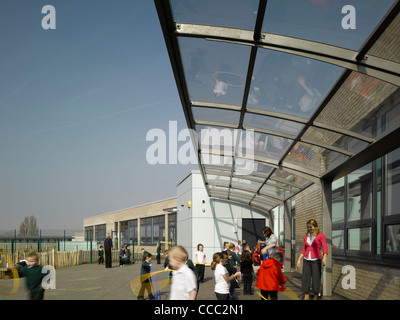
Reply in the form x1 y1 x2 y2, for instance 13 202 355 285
296 219 328 300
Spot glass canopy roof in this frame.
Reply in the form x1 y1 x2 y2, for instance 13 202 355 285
155 0 400 214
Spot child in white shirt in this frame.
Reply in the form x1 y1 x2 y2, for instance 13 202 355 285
168 246 197 300
211 252 241 300
195 243 206 283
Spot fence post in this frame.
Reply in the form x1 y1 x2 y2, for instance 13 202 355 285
90 229 93 264
132 240 135 262
38 230 42 252
14 230 16 255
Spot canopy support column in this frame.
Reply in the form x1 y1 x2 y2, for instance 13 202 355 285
321 179 332 297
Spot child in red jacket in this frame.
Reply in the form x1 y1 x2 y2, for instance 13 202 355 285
255 252 286 300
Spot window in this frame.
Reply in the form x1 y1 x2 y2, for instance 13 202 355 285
84 226 94 241
95 224 106 243
385 224 400 254
332 147 400 265
120 221 129 245
383 148 400 258
152 216 165 245
332 177 345 224
348 164 373 222
129 220 138 245
168 213 177 244
386 148 400 216
332 230 344 250
120 220 138 245
272 205 285 247
348 227 371 251
140 215 165 245
140 217 152 245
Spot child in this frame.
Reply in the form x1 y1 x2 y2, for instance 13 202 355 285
141 247 148 258
223 242 229 251
156 242 162 264
240 249 254 295
163 249 173 284
125 244 132 264
211 252 241 300
195 243 206 283
255 252 286 300
245 244 252 254
119 245 127 267
224 250 238 298
185 255 199 293
11 252 46 300
168 246 197 300
138 252 155 300
228 243 241 268
98 245 104 265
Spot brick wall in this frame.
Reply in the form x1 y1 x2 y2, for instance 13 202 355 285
332 260 400 300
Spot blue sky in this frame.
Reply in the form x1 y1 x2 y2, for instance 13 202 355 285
0 0 197 230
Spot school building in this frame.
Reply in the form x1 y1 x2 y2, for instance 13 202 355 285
83 197 178 255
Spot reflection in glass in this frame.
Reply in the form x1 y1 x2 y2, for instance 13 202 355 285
348 227 371 251
244 113 304 136
385 225 400 254
386 147 400 216
260 184 285 199
242 131 293 162
303 126 369 154
192 107 240 126
347 164 372 222
332 177 345 224
248 49 342 119
231 177 261 192
332 229 344 250
237 159 274 177
179 37 250 106
197 125 235 154
315 73 399 139
207 174 230 186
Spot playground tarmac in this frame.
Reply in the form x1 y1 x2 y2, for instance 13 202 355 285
1 260 347 301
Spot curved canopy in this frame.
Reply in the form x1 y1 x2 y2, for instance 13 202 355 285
155 0 400 213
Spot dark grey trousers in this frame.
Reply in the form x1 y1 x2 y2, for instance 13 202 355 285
301 259 322 294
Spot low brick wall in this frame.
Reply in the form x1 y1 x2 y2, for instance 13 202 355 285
332 260 400 300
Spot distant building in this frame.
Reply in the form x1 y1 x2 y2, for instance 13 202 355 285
83 197 177 251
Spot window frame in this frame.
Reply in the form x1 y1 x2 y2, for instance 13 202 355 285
332 150 400 267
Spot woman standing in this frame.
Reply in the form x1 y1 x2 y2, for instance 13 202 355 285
296 219 328 300
260 226 278 258
104 233 113 268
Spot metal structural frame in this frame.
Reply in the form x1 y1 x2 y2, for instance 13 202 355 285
155 0 400 215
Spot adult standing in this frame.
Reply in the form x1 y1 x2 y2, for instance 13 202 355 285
296 219 328 300
259 226 278 258
104 233 113 268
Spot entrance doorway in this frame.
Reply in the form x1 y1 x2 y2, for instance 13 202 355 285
242 218 266 247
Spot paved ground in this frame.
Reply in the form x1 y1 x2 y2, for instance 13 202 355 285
0 260 347 300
